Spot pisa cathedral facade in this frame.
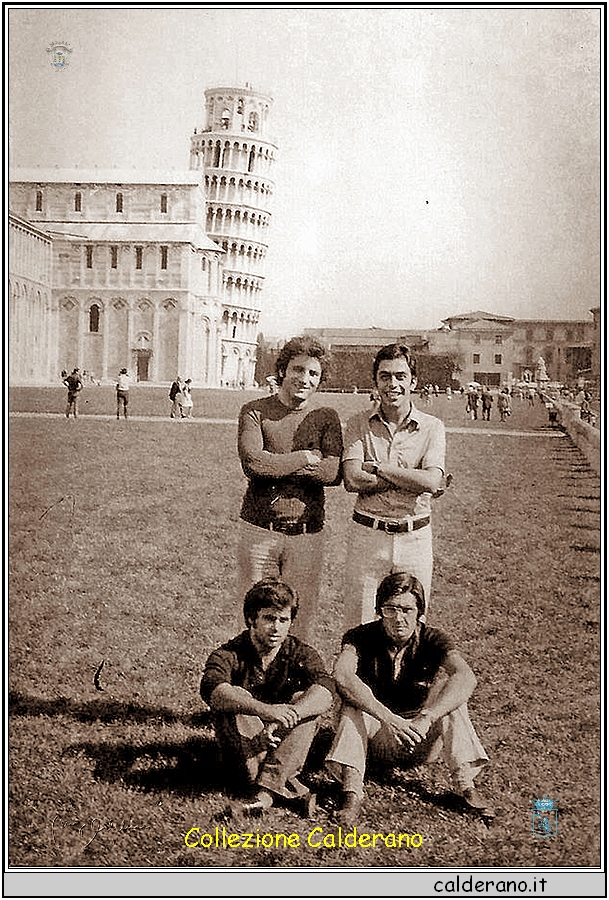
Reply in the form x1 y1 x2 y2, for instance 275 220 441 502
9 85 276 387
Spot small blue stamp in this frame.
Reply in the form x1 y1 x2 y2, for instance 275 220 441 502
531 796 558 837
46 42 72 71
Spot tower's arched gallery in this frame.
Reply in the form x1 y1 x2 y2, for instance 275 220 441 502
9 85 276 387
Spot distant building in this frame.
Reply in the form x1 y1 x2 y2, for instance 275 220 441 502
9 170 224 384
304 310 595 390
438 311 594 387
8 84 276 387
8 213 54 383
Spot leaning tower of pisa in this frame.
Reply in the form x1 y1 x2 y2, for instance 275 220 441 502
190 85 277 387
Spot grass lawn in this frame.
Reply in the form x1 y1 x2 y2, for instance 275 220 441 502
8 391 601 868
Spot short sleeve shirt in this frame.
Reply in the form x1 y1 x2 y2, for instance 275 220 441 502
342 620 455 713
200 631 334 706
342 403 445 517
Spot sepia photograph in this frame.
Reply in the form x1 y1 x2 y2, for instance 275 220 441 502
7 4 602 897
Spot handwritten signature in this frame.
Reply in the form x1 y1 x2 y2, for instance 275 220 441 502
50 813 141 852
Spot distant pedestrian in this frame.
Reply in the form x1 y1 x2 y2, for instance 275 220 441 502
481 388 493 422
445 386 452 400
181 379 194 418
497 390 511 422
63 368 83 418
579 391 593 424
466 389 479 420
169 377 183 419
116 368 130 420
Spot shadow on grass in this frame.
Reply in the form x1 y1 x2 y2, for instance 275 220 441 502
63 735 225 797
366 767 478 817
8 690 211 728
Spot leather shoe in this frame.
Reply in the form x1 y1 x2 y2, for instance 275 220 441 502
337 790 362 826
299 791 317 819
460 787 496 819
236 790 274 817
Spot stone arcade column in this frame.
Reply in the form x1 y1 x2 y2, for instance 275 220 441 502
102 304 110 381
152 306 160 382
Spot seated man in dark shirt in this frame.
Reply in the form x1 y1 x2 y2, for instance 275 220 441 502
201 579 334 816
326 572 495 823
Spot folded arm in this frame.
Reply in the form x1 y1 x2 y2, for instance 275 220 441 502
343 458 443 495
209 682 332 730
238 409 320 478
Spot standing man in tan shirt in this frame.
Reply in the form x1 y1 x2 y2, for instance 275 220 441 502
342 343 446 628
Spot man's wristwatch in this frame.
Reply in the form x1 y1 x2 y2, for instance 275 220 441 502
368 461 380 475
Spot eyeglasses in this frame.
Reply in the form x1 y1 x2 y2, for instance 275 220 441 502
379 605 418 620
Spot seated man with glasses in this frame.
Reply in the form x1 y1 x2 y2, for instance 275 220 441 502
326 572 495 823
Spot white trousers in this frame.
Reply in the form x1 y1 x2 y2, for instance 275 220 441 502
344 520 433 630
326 702 488 795
238 519 324 643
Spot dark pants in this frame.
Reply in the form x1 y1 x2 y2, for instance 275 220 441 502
213 707 318 799
116 390 129 418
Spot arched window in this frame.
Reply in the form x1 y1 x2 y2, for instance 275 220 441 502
248 148 255 173
74 192 82 212
248 112 259 132
89 304 100 333
160 193 168 213
35 191 43 211
116 192 123 213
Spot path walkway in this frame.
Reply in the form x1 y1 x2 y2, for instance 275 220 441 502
9 410 567 438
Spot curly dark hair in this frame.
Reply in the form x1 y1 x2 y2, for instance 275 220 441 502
275 335 328 385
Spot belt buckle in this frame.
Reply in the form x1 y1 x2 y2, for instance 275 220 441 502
385 520 399 534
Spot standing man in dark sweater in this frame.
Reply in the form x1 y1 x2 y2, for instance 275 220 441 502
237 336 343 642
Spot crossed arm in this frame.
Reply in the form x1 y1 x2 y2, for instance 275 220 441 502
343 458 444 496
238 409 341 484
209 682 333 730
333 644 476 749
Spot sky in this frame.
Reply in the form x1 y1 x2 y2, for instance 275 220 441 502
7 5 601 339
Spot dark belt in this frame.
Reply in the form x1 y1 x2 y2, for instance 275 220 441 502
353 510 430 534
264 521 316 536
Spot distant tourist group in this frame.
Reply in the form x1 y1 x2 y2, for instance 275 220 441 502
169 377 194 419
